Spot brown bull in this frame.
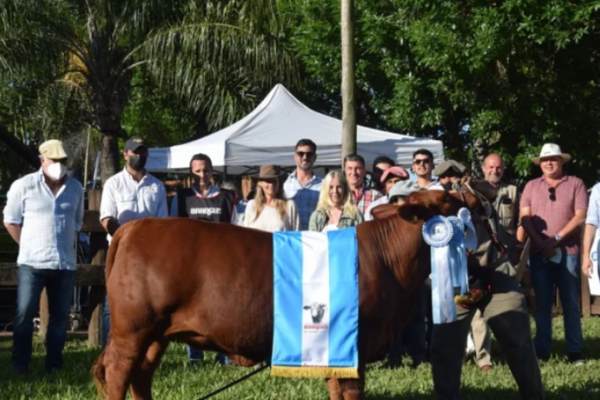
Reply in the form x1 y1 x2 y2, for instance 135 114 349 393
93 183 494 400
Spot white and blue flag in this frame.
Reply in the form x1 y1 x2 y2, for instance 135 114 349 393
271 228 359 378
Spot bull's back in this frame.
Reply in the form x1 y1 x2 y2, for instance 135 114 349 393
108 218 275 350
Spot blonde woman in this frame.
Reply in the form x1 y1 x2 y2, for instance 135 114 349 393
243 165 300 232
309 171 364 232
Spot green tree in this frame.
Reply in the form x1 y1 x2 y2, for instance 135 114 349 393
0 0 297 182
285 0 600 184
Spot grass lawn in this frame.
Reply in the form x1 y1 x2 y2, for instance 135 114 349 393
1 317 600 399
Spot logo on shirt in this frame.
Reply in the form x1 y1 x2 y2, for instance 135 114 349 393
189 207 222 216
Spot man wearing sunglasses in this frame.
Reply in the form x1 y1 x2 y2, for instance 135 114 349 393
521 143 588 365
412 149 443 190
283 139 322 230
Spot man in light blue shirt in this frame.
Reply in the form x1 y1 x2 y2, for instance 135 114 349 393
3 139 84 374
582 182 600 282
283 139 322 230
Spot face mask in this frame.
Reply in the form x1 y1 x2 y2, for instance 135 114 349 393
45 162 67 181
128 155 147 171
441 181 454 191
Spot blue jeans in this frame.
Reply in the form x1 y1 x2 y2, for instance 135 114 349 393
186 346 231 365
12 265 75 371
530 253 583 356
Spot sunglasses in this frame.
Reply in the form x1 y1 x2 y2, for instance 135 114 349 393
296 151 315 158
413 159 431 165
548 187 556 202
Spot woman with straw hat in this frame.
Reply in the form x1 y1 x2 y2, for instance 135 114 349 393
243 165 300 232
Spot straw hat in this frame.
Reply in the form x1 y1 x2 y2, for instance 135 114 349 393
532 143 571 165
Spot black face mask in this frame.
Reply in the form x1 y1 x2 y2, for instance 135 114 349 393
441 181 454 191
128 155 147 171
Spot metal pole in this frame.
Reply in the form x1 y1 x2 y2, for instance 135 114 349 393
341 0 357 164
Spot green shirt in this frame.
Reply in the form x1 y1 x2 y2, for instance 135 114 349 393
308 208 364 232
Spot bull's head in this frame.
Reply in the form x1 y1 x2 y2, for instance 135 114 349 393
303 303 327 323
371 178 496 223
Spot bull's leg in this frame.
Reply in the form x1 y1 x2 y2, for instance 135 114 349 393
103 334 150 400
338 364 365 400
130 340 169 400
326 378 343 400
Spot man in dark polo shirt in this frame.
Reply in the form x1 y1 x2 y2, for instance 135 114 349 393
521 143 588 365
170 153 236 365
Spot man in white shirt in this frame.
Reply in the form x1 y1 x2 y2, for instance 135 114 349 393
412 149 443 190
99 136 167 347
3 139 84 374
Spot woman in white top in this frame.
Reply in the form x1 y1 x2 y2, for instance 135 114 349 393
308 171 363 232
243 165 300 232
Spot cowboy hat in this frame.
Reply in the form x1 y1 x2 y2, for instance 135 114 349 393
252 165 285 180
532 143 571 165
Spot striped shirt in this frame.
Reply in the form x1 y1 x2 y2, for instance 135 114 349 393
100 168 168 241
3 170 84 270
521 175 588 254
284 171 322 230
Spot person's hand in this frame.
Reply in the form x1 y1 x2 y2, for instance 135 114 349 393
582 257 593 279
540 237 558 250
542 247 556 259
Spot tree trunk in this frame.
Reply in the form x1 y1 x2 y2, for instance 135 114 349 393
341 0 356 162
100 133 120 184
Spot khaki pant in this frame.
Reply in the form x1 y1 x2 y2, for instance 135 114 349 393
470 309 492 367
431 268 543 400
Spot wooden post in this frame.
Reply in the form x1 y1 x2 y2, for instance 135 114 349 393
87 189 107 347
341 0 357 161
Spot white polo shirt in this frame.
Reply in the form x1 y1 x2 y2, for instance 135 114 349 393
100 168 168 241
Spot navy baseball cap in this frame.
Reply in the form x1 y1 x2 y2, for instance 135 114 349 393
124 136 147 152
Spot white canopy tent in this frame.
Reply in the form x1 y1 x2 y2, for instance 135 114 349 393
146 84 443 174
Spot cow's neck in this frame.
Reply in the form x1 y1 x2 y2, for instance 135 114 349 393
362 216 430 293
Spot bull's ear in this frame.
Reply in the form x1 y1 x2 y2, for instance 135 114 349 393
371 204 401 220
399 203 432 223
303 306 310 310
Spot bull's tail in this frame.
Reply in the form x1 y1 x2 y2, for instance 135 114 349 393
92 349 107 399
105 226 125 279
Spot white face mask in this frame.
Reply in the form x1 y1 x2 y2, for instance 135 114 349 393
45 162 67 181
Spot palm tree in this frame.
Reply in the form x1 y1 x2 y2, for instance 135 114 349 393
0 0 297 182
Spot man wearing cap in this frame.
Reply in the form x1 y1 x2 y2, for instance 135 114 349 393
344 153 383 214
364 166 409 221
99 136 168 348
521 143 588 365
170 153 237 365
3 140 84 374
283 139 322 230
430 171 543 399
433 160 466 190
412 149 443 190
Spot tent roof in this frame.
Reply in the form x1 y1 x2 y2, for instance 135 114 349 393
146 84 443 173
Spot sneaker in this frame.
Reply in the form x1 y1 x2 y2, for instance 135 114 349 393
568 352 585 366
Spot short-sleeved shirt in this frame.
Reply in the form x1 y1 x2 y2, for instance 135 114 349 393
364 195 389 221
283 171 322 230
351 185 383 215
3 170 84 270
520 175 588 254
585 183 600 227
100 168 168 241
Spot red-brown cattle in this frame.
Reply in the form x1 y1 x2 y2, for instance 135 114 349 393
92 182 494 400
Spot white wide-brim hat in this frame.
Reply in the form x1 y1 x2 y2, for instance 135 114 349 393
532 143 571 165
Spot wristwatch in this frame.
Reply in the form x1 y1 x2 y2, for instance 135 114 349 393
555 234 563 243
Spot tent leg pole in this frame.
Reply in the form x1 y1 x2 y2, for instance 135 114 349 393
223 166 228 182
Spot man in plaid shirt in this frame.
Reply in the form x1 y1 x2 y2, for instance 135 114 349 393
284 139 323 230
344 153 383 215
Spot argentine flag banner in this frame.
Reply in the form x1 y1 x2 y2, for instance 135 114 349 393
271 228 359 379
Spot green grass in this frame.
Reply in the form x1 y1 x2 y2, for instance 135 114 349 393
1 317 600 399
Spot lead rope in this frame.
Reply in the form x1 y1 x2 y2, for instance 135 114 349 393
193 362 270 400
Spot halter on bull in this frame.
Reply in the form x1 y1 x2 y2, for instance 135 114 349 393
93 180 528 400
